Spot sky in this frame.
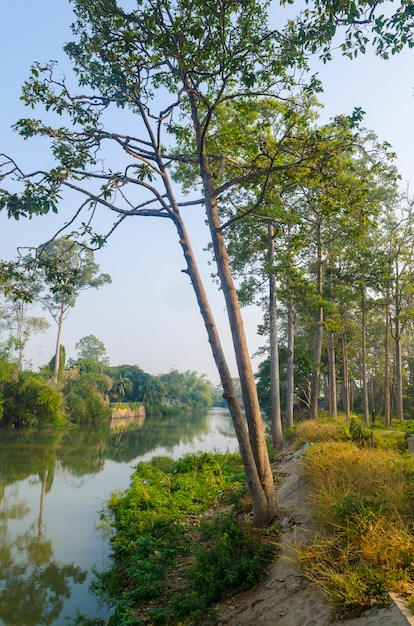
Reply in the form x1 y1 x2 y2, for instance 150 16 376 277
0 1 413 384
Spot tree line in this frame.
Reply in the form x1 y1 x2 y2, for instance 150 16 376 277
0 334 217 427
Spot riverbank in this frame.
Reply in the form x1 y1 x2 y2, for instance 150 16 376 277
212 445 414 626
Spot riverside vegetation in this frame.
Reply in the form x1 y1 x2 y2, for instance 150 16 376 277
0 356 218 428
72 415 414 626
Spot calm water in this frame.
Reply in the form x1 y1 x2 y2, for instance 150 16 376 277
0 407 238 626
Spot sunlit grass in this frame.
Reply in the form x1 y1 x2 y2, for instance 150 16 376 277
295 437 414 618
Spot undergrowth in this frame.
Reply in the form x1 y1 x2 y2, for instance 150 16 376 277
296 437 414 618
74 451 277 626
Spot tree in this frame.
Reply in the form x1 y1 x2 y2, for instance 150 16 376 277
1 0 407 522
0 0 310 525
74 334 109 365
36 239 111 383
0 299 49 371
0 272 50 370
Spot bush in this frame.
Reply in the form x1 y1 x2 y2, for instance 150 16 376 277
1 373 64 427
286 417 350 446
63 371 111 424
88 452 276 625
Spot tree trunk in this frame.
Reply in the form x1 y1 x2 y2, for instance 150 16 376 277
181 93 278 525
341 328 350 423
285 298 295 429
16 303 24 371
395 312 404 421
53 301 65 384
384 289 391 427
310 239 323 421
268 224 283 449
327 331 337 418
172 210 275 523
326 240 337 418
361 287 369 426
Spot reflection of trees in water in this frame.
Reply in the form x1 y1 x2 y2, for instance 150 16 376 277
0 469 87 626
0 529 87 626
105 410 212 463
0 409 234 625
58 424 109 476
0 410 235 489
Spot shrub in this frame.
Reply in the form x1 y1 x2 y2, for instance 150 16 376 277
89 452 276 625
286 417 350 446
63 371 111 424
1 373 64 427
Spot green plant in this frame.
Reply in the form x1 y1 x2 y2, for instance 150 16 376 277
83 452 276 625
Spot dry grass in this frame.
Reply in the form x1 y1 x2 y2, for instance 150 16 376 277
292 433 414 618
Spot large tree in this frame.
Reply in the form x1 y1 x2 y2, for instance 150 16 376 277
0 0 310 525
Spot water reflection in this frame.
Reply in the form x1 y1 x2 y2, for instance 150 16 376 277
0 408 238 626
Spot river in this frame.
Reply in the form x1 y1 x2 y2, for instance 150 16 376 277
0 407 239 626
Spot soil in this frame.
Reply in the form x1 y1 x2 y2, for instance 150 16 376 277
207 446 414 626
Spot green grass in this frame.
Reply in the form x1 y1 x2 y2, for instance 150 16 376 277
75 414 414 624
85 452 277 625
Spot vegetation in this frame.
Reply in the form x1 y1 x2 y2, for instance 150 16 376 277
82 452 277 625
0 0 413 524
289 417 414 619
0 345 218 427
0 367 64 427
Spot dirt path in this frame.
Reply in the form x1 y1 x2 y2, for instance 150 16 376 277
210 448 413 626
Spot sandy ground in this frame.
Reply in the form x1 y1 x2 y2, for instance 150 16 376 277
209 448 414 626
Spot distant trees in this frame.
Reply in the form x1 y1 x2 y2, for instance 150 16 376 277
36 239 111 383
106 366 215 412
0 274 50 369
74 335 109 365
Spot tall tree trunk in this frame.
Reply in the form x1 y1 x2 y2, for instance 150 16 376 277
384 288 392 427
16 303 24 371
268 224 283 449
327 331 337 418
173 210 275 525
341 328 350 422
53 302 65 384
310 239 323 421
361 287 370 426
186 94 277 525
394 311 404 421
285 298 295 429
394 258 404 421
326 247 337 418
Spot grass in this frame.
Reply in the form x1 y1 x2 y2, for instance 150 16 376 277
290 419 414 619
80 451 277 626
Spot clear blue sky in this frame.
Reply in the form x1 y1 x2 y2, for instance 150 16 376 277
1 1 413 383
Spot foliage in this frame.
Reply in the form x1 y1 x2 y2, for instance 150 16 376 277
284 416 350 445
41 345 66 381
293 0 414 60
62 369 112 424
1 372 64 427
256 345 315 415
89 452 276 625
74 335 109 365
